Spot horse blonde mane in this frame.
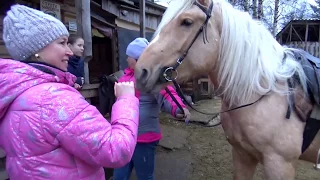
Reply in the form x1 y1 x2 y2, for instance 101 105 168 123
218 1 307 105
154 0 307 106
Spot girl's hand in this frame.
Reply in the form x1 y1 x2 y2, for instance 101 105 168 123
74 83 82 90
114 81 135 98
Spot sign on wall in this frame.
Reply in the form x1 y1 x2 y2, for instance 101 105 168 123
68 21 77 32
40 0 61 20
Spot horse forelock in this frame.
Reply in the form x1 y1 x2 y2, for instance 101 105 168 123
152 0 197 40
216 1 307 107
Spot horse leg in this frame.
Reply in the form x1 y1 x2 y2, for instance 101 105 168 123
232 147 258 180
263 153 296 180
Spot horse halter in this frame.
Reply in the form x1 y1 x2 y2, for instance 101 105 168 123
161 1 214 82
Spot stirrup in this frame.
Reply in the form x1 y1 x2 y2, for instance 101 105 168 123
314 148 320 170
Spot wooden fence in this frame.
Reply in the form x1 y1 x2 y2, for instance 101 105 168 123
286 42 320 58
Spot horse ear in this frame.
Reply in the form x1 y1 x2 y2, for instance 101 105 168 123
197 0 210 6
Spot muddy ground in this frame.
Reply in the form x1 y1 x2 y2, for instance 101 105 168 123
140 99 320 180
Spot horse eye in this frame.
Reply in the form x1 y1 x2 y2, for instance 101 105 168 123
181 19 193 26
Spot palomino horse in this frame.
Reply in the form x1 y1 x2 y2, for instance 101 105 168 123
134 0 320 179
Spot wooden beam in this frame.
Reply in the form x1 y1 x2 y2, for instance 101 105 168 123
139 0 145 38
319 24 320 43
289 24 292 42
111 30 118 72
76 0 92 84
279 34 282 44
119 4 163 16
80 84 100 98
285 32 290 44
91 13 116 28
17 0 76 13
292 26 303 42
305 24 309 43
290 22 320 26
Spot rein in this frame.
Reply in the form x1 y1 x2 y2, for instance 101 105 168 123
166 80 267 119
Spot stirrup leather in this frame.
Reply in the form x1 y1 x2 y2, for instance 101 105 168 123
314 148 320 170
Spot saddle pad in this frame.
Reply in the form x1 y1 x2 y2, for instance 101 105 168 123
292 49 320 105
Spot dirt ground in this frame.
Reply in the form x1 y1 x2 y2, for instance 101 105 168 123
155 99 320 180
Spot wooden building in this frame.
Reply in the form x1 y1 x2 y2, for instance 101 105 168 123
0 0 166 178
0 0 166 101
276 19 320 57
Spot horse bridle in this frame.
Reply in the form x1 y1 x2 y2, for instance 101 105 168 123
162 1 224 119
161 1 214 83
161 1 267 121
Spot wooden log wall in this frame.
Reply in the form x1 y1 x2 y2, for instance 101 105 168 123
0 15 10 59
102 0 164 30
287 41 320 58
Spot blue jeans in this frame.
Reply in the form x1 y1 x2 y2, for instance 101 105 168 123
113 141 159 180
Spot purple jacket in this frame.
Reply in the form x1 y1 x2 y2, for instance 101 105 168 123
0 59 139 179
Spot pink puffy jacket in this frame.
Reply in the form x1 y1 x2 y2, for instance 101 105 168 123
0 59 139 180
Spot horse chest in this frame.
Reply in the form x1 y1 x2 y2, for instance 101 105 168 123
221 112 267 155
221 114 248 145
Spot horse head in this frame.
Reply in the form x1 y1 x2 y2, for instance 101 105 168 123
135 0 221 94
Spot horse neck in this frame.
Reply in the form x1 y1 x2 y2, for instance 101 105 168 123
208 65 271 107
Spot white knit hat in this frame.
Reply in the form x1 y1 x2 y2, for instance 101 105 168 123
126 38 149 60
3 4 69 60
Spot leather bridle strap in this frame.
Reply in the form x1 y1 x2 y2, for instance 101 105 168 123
168 79 268 117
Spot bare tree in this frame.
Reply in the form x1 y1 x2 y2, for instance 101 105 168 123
226 0 312 35
272 0 280 36
309 0 320 18
243 0 250 12
257 0 264 19
229 0 237 6
252 0 258 18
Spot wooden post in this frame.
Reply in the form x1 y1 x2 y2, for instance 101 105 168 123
319 24 320 43
111 29 118 72
289 24 292 43
139 0 146 38
305 24 309 51
305 24 309 43
193 78 200 102
76 0 92 85
318 24 320 58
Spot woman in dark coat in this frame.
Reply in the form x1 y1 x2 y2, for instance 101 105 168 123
67 35 84 89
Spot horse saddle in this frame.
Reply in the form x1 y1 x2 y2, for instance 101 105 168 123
289 49 320 158
292 49 320 106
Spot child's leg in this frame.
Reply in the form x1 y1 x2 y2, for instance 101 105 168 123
113 160 134 180
132 141 159 180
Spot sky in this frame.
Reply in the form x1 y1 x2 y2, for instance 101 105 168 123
154 0 170 7
155 0 318 8
308 0 318 6
154 0 317 34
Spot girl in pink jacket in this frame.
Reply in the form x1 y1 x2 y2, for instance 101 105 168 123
113 38 191 180
0 5 139 180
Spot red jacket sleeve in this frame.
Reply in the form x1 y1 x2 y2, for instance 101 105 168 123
157 85 186 116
